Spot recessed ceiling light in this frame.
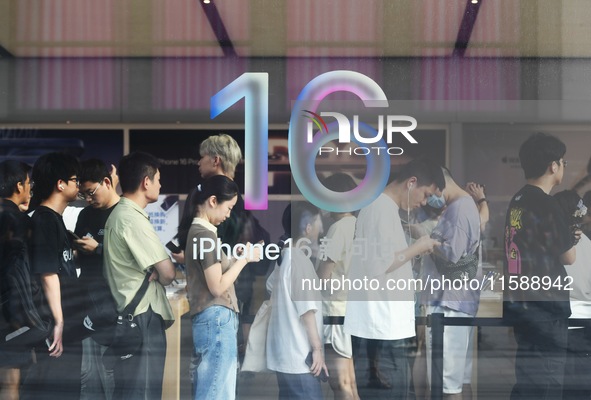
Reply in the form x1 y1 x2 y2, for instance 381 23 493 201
471 0 478 3
204 0 210 3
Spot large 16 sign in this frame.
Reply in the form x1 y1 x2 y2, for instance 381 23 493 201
211 70 391 212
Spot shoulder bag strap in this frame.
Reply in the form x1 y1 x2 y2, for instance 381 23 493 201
122 272 151 317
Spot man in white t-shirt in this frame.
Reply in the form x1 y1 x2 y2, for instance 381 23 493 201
266 203 328 399
344 158 445 399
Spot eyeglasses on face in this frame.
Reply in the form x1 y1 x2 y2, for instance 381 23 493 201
553 159 568 169
77 180 103 200
66 177 80 188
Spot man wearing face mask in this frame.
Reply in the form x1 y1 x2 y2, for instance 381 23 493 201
420 167 482 400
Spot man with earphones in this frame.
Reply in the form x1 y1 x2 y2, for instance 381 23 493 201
420 167 481 400
344 158 445 399
21 152 83 400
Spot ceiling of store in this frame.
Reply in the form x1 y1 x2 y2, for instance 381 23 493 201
1 0 590 59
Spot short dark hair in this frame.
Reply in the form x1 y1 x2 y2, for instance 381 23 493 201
323 173 357 193
519 133 566 179
282 202 321 238
79 159 111 184
392 158 446 191
32 152 80 202
118 152 160 194
0 160 31 198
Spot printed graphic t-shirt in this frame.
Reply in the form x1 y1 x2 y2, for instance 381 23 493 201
503 185 572 322
30 206 79 323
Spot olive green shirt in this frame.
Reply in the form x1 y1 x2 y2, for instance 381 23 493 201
103 197 174 326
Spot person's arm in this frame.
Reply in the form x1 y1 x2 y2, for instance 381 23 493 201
316 258 336 280
203 242 261 297
170 250 185 264
74 237 99 254
560 246 576 265
476 201 489 234
466 182 489 233
151 259 176 285
110 164 119 191
41 273 64 357
385 235 441 274
301 310 328 378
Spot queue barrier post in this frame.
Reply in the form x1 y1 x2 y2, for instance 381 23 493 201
428 312 445 400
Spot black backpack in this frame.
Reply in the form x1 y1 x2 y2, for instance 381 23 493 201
0 238 52 351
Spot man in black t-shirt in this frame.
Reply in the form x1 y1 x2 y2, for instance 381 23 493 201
504 133 579 399
0 161 32 399
75 160 120 280
74 159 120 400
20 153 81 400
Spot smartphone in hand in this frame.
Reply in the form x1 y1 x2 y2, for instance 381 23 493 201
305 351 328 382
68 230 81 241
166 238 182 254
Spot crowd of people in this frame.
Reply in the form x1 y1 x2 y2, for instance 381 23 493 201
0 131 589 400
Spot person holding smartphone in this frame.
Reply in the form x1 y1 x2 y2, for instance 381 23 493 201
177 175 261 400
21 153 82 400
73 159 120 400
266 203 328 400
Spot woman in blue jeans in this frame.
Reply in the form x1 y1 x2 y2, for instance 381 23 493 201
177 175 262 400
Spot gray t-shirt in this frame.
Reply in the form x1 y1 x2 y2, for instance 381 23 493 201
422 195 481 315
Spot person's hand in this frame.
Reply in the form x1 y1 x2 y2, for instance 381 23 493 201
243 242 263 263
171 250 185 264
465 182 486 203
48 321 64 358
148 269 159 282
74 237 99 254
110 164 120 190
573 228 583 246
310 348 329 378
415 235 441 255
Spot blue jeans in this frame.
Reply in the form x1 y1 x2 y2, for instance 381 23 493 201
191 305 238 400
276 372 324 400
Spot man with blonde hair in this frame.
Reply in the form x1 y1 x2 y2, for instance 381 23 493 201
198 133 242 180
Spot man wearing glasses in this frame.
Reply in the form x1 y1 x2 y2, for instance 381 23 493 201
504 133 580 399
21 152 82 400
73 159 120 400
